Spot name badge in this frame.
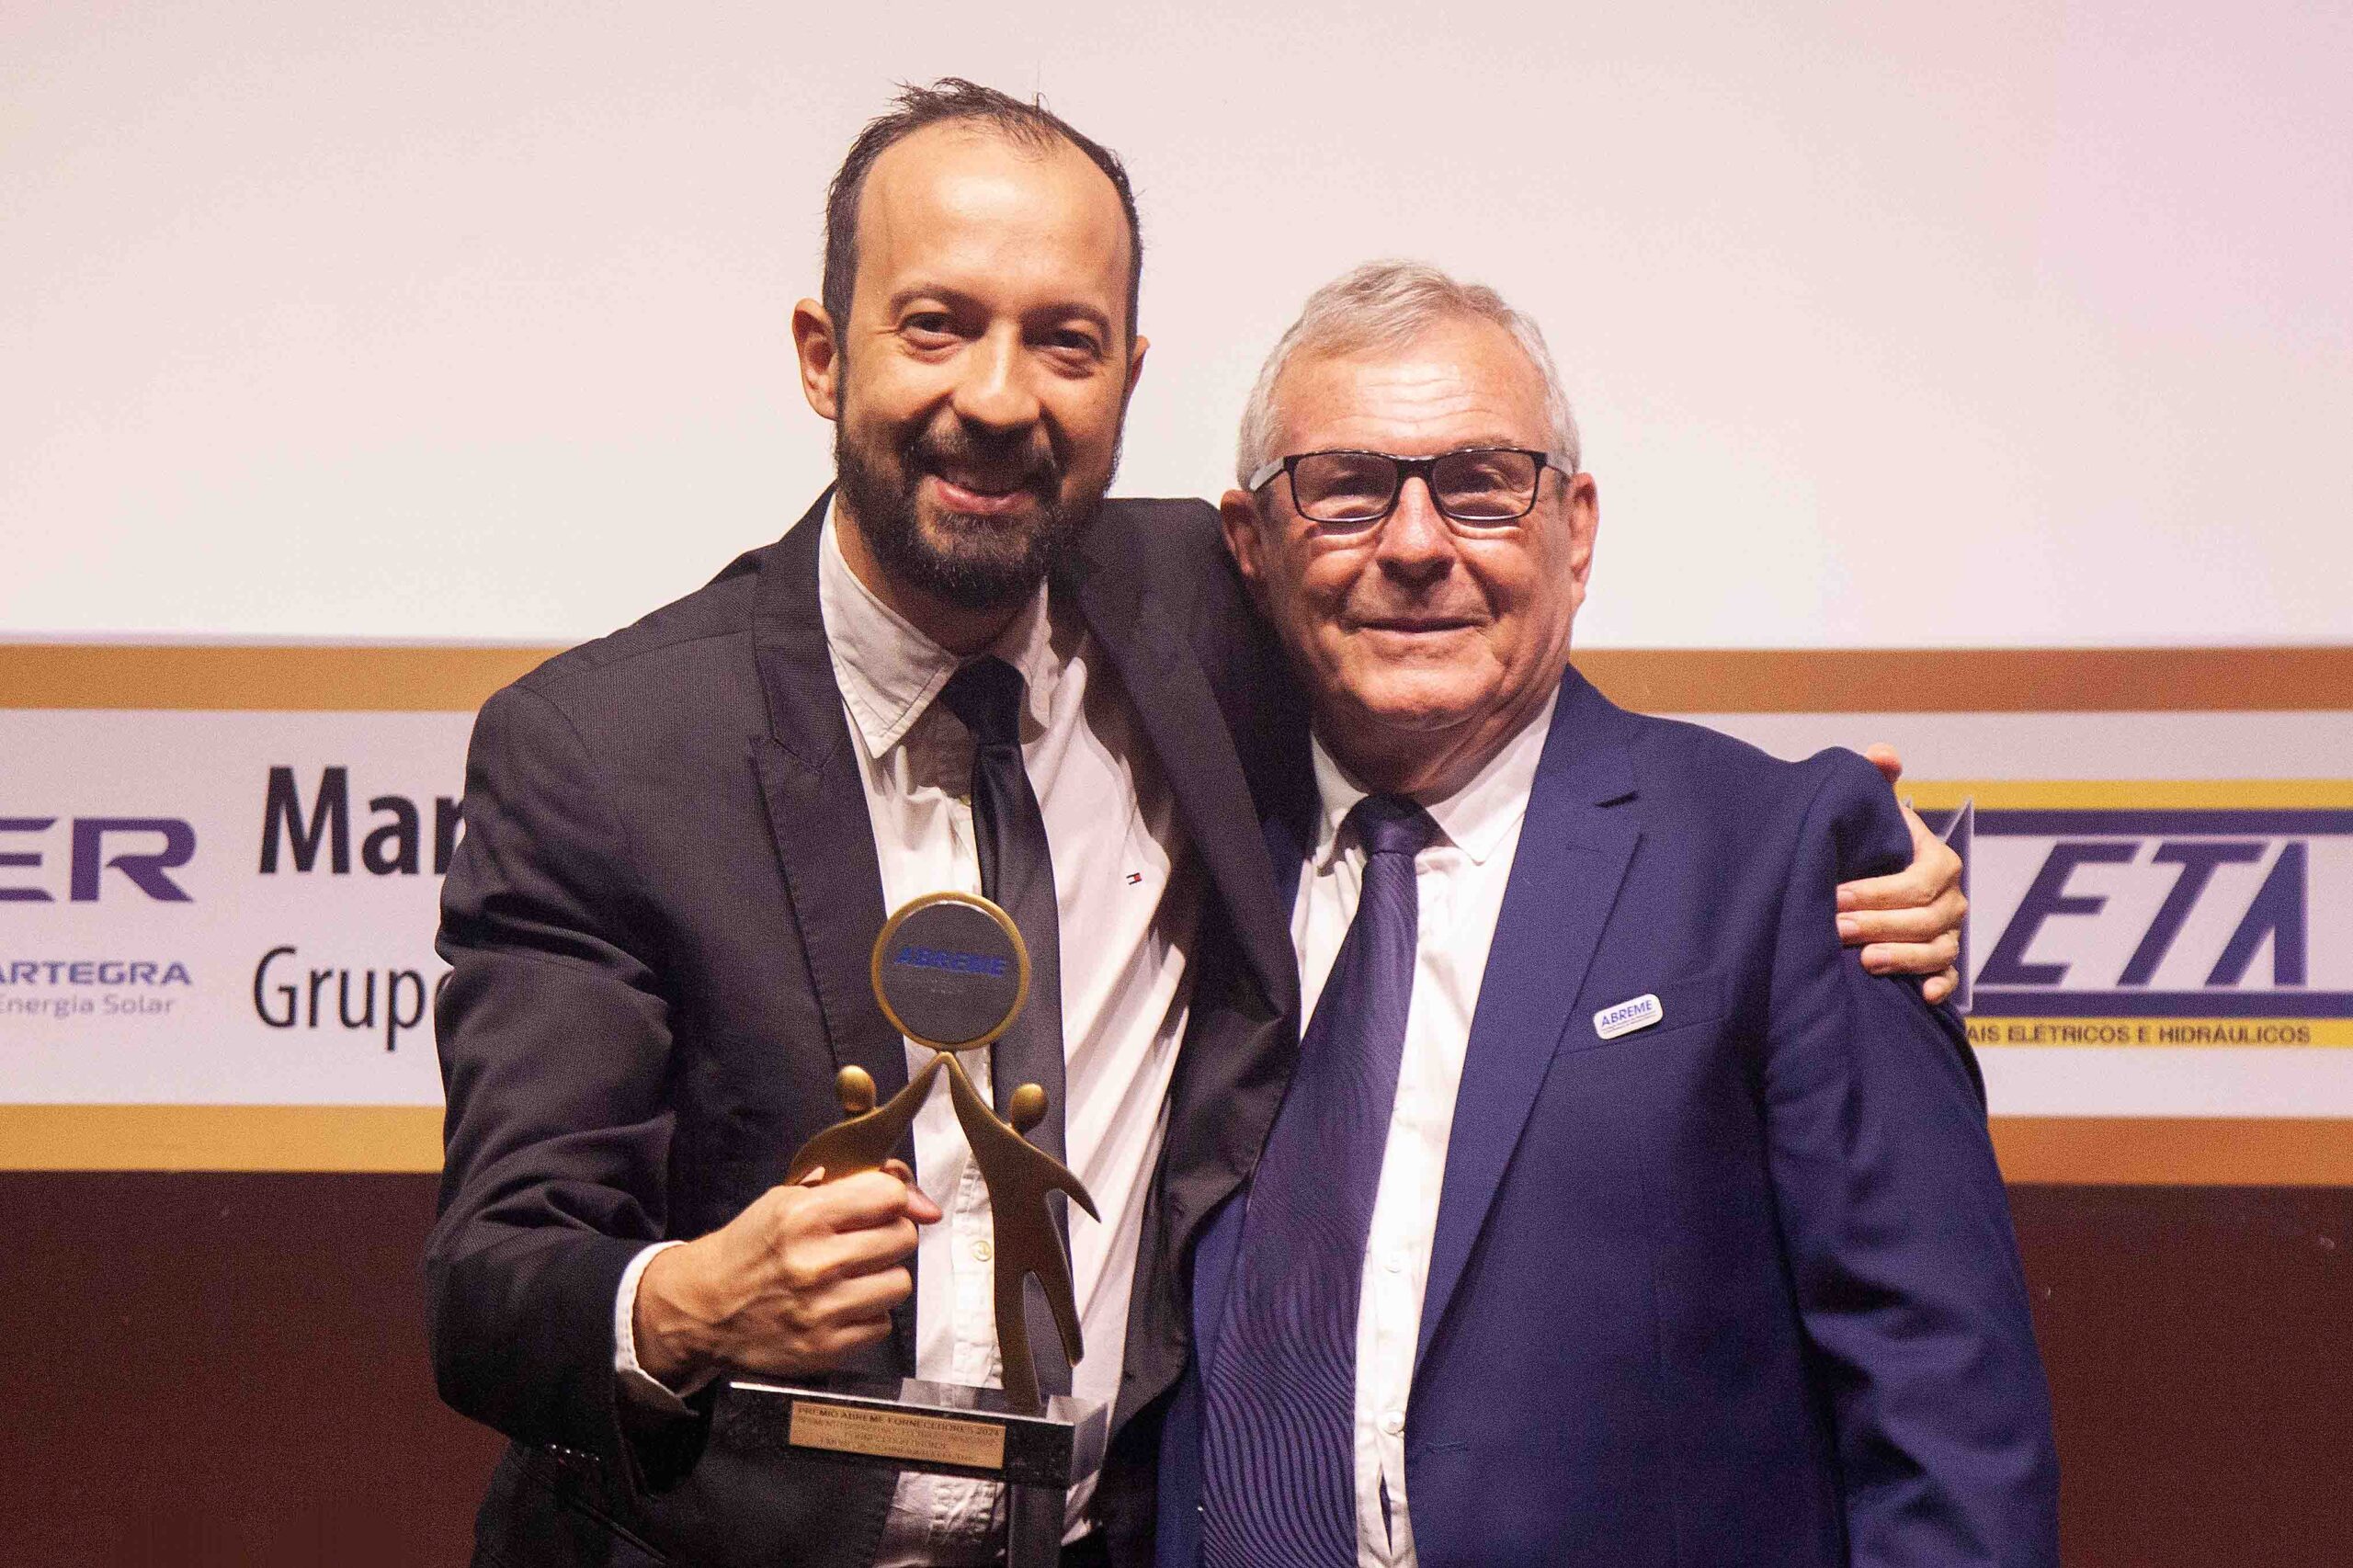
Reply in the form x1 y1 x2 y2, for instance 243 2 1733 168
1594 993 1663 1040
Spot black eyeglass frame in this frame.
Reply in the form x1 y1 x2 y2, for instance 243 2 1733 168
1245 446 1578 529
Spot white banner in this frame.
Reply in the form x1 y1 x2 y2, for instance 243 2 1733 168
4 659 2348 1178
3 710 465 1105
1702 710 2353 1119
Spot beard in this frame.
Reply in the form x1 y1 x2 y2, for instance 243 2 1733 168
834 403 1116 613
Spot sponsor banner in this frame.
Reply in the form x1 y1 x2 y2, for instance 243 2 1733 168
1697 720 2353 1132
1 709 468 1106
5 645 2350 1181
1915 782 2353 1084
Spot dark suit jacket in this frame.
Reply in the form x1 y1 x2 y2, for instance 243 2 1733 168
1157 670 2061 1568
427 493 1303 1568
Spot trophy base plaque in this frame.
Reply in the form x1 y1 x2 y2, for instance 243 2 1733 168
714 1376 1104 1568
714 1374 1106 1489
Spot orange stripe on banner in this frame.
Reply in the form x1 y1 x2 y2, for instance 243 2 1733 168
1 1106 2347 1184
0 1105 445 1172
1572 646 2353 712
1990 1117 2353 1187
0 645 562 711
3 644 2348 713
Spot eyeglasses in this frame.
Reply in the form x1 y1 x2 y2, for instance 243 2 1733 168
1247 447 1574 532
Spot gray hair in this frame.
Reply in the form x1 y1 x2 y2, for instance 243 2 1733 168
1234 259 1581 489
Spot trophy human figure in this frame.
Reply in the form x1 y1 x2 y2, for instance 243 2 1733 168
780 892 1102 1418
782 1056 943 1186
941 1055 1098 1416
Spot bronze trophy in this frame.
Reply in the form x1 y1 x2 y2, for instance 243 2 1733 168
711 892 1103 1566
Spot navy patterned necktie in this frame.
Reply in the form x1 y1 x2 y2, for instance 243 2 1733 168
1200 793 1438 1567
939 655 1071 1400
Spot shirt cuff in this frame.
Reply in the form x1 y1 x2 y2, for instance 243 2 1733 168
613 1240 701 1415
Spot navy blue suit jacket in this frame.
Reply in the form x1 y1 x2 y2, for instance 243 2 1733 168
1157 669 2059 1567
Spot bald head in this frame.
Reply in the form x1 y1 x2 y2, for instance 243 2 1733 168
822 78 1144 347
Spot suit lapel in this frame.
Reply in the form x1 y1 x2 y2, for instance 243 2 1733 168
1262 800 1309 922
1058 511 1299 1021
746 492 910 1116
1414 669 1642 1371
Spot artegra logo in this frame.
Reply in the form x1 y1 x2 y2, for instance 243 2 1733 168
3 960 192 984
0 957 194 1021
0 817 197 903
1915 783 2352 1048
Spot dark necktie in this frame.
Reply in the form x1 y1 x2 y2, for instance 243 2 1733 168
1199 794 1438 1568
939 654 1071 1401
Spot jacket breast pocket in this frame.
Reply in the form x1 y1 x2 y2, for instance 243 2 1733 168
1560 967 1732 1056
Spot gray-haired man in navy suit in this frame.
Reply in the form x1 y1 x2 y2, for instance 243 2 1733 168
1156 261 2057 1568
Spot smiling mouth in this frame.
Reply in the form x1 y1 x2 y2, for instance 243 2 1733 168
926 471 1042 517
1358 618 1477 634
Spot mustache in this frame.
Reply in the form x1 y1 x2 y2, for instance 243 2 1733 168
904 421 1061 494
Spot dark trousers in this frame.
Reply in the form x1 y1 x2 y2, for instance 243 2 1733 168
1059 1532 1112 1568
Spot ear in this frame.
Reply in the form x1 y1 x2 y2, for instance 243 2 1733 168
1120 333 1151 407
1563 471 1600 596
1219 488 1269 607
790 298 841 422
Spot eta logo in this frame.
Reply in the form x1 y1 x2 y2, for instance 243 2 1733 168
1926 800 2351 1017
0 817 197 903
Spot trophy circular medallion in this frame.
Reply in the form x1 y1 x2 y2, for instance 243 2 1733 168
870 892 1030 1052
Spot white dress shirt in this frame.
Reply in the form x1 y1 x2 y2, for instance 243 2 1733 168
616 508 1201 1562
1289 689 1557 1568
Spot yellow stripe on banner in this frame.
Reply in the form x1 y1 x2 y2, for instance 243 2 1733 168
1968 1018 2353 1048
1903 779 2353 811
1990 1117 2353 1186
2 1106 2348 1186
0 1105 444 1172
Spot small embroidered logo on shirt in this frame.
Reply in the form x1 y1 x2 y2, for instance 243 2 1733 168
1125 871 1144 885
1594 993 1663 1040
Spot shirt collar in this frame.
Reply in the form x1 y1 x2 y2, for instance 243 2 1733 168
1306 684 1561 872
817 501 1057 761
